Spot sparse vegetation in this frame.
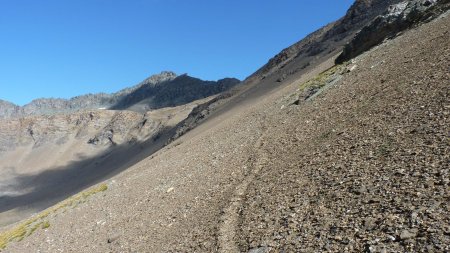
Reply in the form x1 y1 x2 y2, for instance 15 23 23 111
290 63 350 105
41 221 50 229
0 183 108 250
298 63 349 93
27 222 43 235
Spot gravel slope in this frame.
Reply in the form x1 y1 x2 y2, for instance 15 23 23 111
3 11 449 253
236 13 450 252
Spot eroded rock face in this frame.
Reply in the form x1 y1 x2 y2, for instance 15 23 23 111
336 0 450 64
0 110 155 154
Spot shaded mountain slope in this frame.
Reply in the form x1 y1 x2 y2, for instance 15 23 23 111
0 70 239 228
111 74 239 112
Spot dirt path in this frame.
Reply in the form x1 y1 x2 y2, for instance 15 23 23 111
218 114 269 252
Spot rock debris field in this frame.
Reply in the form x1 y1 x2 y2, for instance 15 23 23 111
2 9 450 253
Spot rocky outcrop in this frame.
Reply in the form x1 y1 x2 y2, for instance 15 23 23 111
336 0 450 63
0 71 240 118
248 0 404 82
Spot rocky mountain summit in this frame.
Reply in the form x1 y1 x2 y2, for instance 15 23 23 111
110 75 240 112
0 71 240 119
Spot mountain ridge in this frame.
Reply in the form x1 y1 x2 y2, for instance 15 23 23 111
0 71 240 119
245 0 405 84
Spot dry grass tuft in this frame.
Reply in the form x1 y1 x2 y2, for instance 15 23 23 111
0 183 108 250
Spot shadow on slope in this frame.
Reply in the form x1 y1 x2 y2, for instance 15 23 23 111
0 125 176 226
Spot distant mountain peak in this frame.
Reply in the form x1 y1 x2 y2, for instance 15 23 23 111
138 71 178 87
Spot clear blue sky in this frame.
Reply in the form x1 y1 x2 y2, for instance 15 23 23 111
0 0 354 105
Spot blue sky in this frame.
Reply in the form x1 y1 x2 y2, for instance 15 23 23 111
0 0 354 105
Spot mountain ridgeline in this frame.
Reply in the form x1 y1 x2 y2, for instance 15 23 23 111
245 0 406 84
0 71 240 119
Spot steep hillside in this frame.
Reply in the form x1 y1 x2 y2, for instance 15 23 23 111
3 8 447 252
169 0 407 140
0 72 239 118
0 1 448 252
247 0 404 83
236 11 450 253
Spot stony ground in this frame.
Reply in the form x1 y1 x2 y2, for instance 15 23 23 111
2 11 449 253
236 13 450 253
